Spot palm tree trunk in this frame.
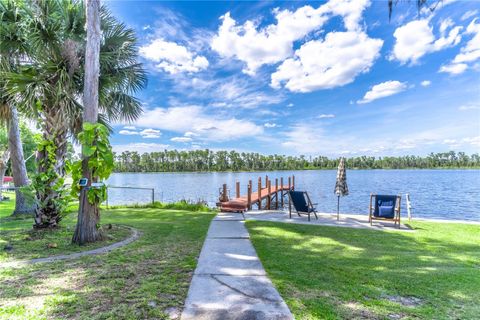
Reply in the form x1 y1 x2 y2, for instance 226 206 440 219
33 113 69 228
8 105 32 215
73 0 102 244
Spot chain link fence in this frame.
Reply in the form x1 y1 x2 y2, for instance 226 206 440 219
105 186 156 208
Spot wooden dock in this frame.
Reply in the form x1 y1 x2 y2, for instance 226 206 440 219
219 175 295 212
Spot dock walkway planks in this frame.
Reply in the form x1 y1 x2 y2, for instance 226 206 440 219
220 185 292 212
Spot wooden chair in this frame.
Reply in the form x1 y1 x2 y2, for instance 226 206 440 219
369 194 401 228
288 190 318 221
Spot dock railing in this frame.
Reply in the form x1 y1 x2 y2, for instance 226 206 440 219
218 175 295 212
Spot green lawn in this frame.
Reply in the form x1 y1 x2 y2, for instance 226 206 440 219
0 202 215 319
0 192 132 262
247 220 480 320
0 191 15 219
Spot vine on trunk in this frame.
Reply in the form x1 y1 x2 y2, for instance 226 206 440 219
70 123 114 204
31 138 70 228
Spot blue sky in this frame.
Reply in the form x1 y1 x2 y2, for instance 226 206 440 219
105 0 480 157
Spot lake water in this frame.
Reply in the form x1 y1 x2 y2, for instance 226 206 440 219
106 170 480 221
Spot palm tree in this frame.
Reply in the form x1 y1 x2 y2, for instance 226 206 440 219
72 0 102 244
2 0 146 228
7 106 31 214
0 127 10 201
0 0 32 214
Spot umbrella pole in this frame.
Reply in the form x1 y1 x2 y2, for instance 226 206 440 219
337 196 340 220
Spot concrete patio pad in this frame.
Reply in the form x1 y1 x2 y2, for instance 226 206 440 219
207 220 250 239
244 210 414 232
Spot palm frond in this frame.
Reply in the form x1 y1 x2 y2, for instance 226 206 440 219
2 0 146 133
100 91 143 123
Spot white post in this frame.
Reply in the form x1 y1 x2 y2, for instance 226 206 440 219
406 193 412 221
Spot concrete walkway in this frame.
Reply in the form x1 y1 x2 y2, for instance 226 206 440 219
181 213 293 320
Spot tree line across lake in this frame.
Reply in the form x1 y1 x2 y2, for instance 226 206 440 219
113 150 480 172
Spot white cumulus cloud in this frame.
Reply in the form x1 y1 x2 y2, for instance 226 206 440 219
439 63 468 74
439 19 480 75
264 122 277 128
211 0 371 75
391 18 462 64
318 114 335 118
461 10 478 22
140 39 209 74
139 129 161 139
171 137 193 143
357 80 408 104
119 130 139 136
271 31 383 92
421 80 431 87
119 128 162 138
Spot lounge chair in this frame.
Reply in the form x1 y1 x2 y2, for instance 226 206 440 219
369 194 401 228
288 190 318 221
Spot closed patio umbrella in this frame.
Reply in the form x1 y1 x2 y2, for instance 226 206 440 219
334 157 349 220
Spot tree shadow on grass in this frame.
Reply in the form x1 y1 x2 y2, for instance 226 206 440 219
247 220 480 319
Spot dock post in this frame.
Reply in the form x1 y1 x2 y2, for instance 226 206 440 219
247 184 252 210
280 177 284 207
265 175 268 188
288 183 292 218
267 180 271 210
236 181 240 199
222 184 228 202
288 177 292 214
248 179 252 210
258 177 262 210
275 178 279 209
292 175 295 190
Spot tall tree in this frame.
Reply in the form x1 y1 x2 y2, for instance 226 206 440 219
2 0 146 228
0 127 10 201
8 106 31 214
72 0 101 244
0 0 31 214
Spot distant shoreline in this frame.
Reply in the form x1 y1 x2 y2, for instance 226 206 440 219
112 167 480 174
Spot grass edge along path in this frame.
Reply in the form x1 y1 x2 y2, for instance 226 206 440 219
0 198 210 262
247 220 480 320
0 225 140 269
0 207 215 320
